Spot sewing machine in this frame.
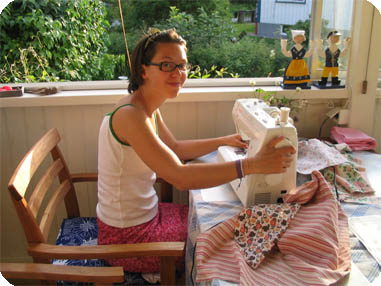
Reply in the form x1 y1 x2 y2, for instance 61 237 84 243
217 98 298 207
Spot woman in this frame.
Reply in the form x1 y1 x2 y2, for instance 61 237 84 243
97 28 295 273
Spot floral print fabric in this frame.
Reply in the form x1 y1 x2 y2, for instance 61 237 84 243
297 139 376 204
322 151 376 204
297 139 348 174
234 203 300 269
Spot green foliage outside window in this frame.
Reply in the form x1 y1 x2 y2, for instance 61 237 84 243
0 0 112 82
155 6 235 50
155 6 288 78
189 65 239 79
190 38 288 78
0 0 297 82
116 0 231 31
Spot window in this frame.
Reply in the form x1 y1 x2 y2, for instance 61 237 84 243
0 0 355 89
309 0 353 84
320 0 353 83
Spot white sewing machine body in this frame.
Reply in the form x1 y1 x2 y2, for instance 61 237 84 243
217 98 298 207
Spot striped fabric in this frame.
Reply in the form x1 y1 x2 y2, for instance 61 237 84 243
196 171 351 286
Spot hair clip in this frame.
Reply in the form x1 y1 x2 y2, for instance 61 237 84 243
148 27 161 35
144 28 161 50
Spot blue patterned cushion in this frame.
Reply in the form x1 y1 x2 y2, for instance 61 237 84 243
56 217 98 246
53 217 154 285
54 217 106 268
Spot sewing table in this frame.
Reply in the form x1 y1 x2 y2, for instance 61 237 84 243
185 151 381 286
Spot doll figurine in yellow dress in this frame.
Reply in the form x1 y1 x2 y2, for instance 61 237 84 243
281 30 314 89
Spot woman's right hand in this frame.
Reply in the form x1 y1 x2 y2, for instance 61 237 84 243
244 136 296 174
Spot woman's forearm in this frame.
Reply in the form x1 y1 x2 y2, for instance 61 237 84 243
172 134 246 161
167 161 238 191
172 137 226 160
158 136 295 192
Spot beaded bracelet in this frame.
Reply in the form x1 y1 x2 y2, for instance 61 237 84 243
235 159 244 179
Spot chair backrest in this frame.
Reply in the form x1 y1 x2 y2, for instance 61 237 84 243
8 128 80 245
0 262 124 285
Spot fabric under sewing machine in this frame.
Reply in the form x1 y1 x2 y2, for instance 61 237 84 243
185 145 381 286
196 171 351 286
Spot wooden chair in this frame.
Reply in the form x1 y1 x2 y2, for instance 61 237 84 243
0 262 124 285
7 128 184 285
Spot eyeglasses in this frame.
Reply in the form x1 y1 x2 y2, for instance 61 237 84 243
147 62 191 72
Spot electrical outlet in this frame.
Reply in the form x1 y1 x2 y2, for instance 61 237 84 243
326 108 341 119
338 109 349 125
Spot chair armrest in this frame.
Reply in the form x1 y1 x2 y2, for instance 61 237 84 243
28 241 185 260
0 262 124 284
71 173 98 183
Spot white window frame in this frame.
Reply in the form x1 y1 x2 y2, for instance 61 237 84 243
346 0 380 136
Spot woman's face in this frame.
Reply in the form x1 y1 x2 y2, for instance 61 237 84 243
142 42 188 98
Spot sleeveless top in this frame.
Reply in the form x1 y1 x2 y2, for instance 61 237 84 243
96 104 159 228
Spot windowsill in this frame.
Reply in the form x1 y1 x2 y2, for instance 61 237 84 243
0 85 349 108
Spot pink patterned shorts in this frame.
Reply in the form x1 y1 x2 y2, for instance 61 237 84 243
97 202 189 273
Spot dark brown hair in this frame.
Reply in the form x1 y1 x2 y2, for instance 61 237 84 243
127 28 187 94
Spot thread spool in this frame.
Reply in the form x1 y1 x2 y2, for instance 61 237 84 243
280 107 290 124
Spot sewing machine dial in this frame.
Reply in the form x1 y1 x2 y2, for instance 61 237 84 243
275 137 294 149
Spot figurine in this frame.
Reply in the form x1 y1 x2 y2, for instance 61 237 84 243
281 30 314 89
317 30 351 86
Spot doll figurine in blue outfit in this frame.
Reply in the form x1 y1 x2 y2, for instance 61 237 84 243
281 30 315 89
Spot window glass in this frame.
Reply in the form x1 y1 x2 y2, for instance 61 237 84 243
0 0 354 86
0 0 311 84
317 0 354 85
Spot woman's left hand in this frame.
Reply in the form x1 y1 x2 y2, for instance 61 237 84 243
223 133 248 149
